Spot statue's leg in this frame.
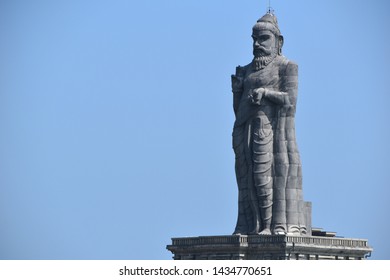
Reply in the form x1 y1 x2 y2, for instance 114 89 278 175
272 117 288 234
286 160 304 235
232 124 253 234
272 163 287 234
252 117 273 235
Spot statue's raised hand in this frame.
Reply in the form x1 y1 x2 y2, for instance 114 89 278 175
250 88 265 105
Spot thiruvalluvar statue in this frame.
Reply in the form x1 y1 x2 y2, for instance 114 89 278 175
231 12 306 235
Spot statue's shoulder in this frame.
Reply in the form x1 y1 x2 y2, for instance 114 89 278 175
242 62 252 70
233 62 252 78
277 56 298 76
236 62 252 73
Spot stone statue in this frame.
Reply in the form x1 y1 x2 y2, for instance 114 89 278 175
231 13 306 235
167 10 372 262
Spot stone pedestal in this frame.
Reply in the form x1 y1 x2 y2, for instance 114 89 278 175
167 235 372 260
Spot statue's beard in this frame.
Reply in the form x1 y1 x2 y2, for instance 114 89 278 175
252 47 278 71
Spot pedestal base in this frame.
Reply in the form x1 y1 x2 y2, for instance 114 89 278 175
167 235 372 260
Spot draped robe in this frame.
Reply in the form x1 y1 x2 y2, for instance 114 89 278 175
232 55 306 235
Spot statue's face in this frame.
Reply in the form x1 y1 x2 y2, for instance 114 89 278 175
252 30 276 57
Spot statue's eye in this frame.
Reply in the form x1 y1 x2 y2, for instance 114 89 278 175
259 35 271 41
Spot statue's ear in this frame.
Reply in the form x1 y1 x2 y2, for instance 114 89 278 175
278 35 284 55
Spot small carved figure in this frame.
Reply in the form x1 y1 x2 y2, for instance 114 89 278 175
231 13 306 235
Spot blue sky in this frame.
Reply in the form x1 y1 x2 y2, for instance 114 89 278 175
0 0 389 260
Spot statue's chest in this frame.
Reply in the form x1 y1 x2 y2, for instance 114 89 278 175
244 67 280 90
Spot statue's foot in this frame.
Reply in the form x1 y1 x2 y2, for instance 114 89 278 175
273 229 286 235
287 225 301 235
258 228 272 235
233 231 247 236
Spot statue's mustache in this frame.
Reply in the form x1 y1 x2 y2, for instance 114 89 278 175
254 46 272 55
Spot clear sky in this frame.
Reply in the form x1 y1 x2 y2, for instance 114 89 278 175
0 0 389 260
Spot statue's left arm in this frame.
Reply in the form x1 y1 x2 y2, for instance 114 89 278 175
263 61 298 106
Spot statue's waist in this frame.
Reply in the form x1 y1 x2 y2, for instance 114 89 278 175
249 106 278 122
235 110 277 127
253 108 274 117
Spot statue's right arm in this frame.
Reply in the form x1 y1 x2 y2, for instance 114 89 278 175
263 61 298 106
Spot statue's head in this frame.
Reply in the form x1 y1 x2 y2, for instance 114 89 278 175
251 13 284 69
